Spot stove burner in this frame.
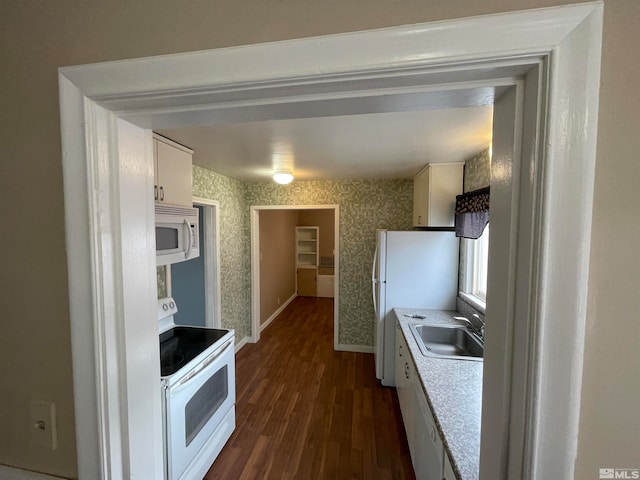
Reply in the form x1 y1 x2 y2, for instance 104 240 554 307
160 326 230 377
161 353 185 370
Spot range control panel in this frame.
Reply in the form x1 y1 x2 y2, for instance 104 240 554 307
157 297 178 320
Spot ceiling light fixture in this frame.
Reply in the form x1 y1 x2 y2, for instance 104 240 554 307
273 170 294 185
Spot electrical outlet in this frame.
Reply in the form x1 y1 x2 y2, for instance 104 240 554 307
30 401 58 451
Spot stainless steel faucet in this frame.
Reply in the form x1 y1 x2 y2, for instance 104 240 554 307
472 314 486 339
453 314 485 340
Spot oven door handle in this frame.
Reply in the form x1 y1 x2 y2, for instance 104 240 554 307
171 340 233 396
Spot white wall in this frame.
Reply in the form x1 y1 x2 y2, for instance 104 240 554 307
574 1 640 476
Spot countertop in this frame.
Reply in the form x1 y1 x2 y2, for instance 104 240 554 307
394 308 483 480
317 267 335 275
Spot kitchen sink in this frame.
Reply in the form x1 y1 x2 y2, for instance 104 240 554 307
409 323 483 361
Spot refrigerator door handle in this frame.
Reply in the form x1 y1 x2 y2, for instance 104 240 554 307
372 241 379 283
372 280 378 318
372 242 379 316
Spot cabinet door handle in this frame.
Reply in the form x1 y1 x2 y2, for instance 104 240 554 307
418 215 422 224
154 185 158 200
398 345 403 357
159 186 164 201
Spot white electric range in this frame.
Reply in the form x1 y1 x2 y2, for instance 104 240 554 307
158 297 235 480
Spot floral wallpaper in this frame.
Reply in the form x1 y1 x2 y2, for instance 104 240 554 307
185 166 413 347
164 159 490 347
192 166 252 342
245 179 414 346
157 266 167 298
464 147 491 192
173 147 495 346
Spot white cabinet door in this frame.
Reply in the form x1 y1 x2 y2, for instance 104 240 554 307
396 324 454 479
413 163 463 227
154 136 193 207
429 163 464 227
414 377 444 480
395 324 414 457
413 167 430 226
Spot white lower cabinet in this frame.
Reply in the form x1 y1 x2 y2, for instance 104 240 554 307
396 321 453 480
395 324 415 457
414 380 444 480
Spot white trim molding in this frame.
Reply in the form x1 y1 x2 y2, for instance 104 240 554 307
260 292 297 332
458 291 486 314
192 197 222 328
249 204 340 346
58 3 602 479
234 337 249 354
335 345 375 354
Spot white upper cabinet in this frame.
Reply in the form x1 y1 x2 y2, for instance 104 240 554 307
153 133 194 207
413 163 464 227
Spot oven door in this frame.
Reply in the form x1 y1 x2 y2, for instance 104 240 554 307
164 339 235 480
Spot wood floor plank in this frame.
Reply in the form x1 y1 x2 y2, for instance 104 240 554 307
204 296 414 479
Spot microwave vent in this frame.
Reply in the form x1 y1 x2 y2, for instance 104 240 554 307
155 204 198 217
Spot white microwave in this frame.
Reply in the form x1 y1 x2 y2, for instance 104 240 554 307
155 204 200 266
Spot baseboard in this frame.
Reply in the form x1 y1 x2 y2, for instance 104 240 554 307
335 344 375 353
234 336 249 353
260 293 297 332
0 465 66 480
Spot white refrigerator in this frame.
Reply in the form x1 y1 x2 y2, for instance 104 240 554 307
372 230 459 387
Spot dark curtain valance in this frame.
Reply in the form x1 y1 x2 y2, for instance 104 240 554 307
455 186 490 239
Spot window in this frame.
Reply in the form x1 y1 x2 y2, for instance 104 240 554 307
459 224 489 312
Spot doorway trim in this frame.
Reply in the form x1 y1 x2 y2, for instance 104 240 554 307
59 3 602 479
192 197 222 328
249 205 340 347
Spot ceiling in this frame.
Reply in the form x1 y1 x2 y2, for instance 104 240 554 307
158 105 492 182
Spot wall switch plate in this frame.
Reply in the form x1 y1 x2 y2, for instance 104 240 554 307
30 400 58 450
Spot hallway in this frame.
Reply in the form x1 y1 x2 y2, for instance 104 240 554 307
204 296 414 479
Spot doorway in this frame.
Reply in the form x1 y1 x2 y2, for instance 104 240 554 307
59 5 602 479
162 200 221 328
250 205 339 345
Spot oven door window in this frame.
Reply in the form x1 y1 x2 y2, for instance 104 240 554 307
185 365 228 446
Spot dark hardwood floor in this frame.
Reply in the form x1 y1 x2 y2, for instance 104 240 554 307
204 296 415 480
